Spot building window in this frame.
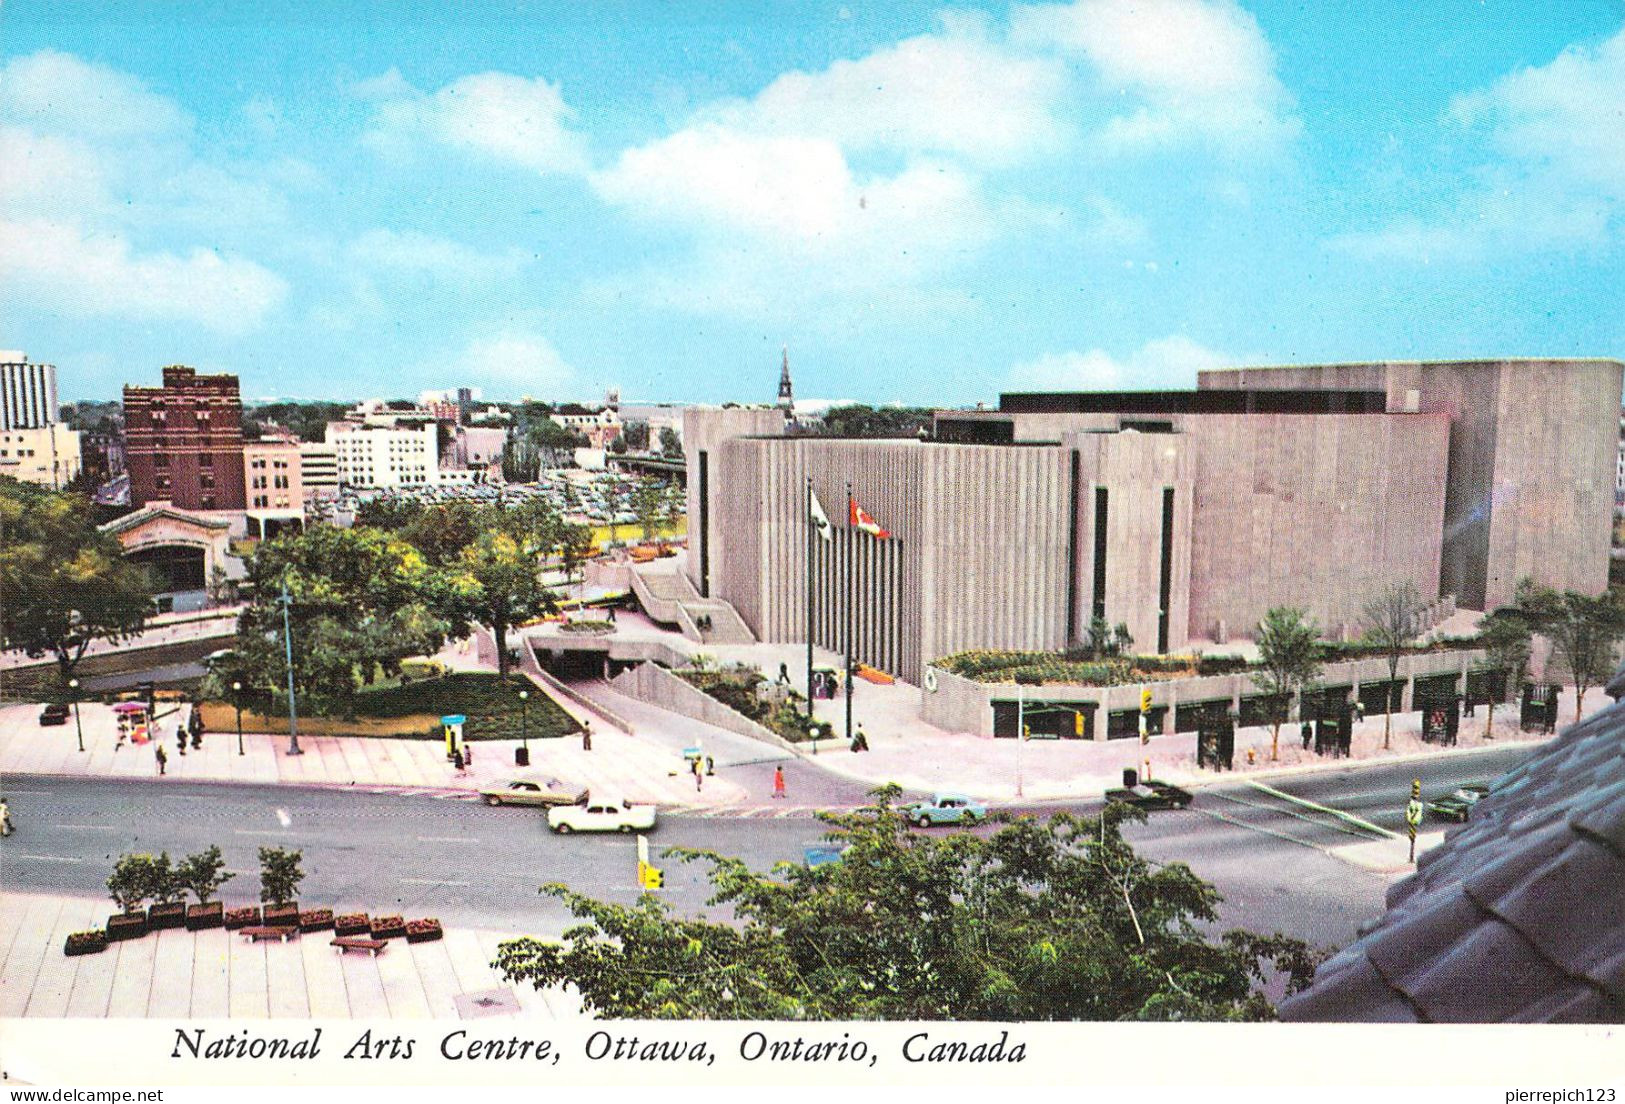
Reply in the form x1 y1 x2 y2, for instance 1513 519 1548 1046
200 453 213 467
155 454 170 468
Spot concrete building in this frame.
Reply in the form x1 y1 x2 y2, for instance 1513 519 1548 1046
325 417 440 489
684 359 1621 683
551 403 622 449
1 352 59 430
446 425 508 470
298 441 339 498
0 352 82 489
123 366 245 511
1616 409 1624 512
242 437 304 537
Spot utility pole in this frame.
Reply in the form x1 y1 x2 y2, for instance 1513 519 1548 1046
231 681 244 755
806 477 815 724
68 677 84 753
844 483 854 747
278 582 303 756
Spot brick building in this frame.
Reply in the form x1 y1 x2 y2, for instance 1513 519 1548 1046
123 366 246 510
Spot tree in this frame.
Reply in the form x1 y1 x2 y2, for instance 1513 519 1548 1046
176 846 234 905
257 846 305 906
1360 582 1425 749
818 404 934 439
232 526 454 717
608 434 627 456
0 479 156 690
452 524 560 680
1252 607 1323 762
631 477 664 542
1476 608 1532 739
107 853 170 914
495 789 1322 1020
658 426 682 458
622 420 650 451
558 523 595 607
1517 581 1625 722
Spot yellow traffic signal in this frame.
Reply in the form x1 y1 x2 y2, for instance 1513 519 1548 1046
1140 689 1154 714
1073 711 1084 736
1022 724 1031 741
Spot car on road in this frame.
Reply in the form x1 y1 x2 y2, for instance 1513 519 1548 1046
38 702 70 727
1104 780 1193 811
547 798 657 834
1426 783 1490 823
903 793 987 827
479 777 588 808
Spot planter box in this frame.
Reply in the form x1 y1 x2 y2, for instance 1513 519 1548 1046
147 901 188 931
334 913 369 937
106 912 147 942
185 902 224 931
298 908 334 933
404 919 443 944
65 930 109 957
223 906 261 930
262 903 300 928
369 915 407 940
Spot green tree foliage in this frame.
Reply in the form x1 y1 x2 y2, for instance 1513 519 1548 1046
176 846 235 905
0 479 156 689
241 401 350 443
106 852 175 913
658 426 682 457
257 846 305 906
622 420 650 451
818 404 934 439
232 526 456 717
1476 607 1533 738
1252 607 1323 762
359 499 481 567
1360 582 1425 749
452 527 558 679
1516 580 1625 722
631 477 665 542
495 789 1323 1021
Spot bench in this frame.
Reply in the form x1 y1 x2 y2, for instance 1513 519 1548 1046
240 925 299 943
331 937 389 957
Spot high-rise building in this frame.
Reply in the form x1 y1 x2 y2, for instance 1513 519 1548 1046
1 352 59 430
326 417 440 488
123 366 246 510
0 352 82 489
298 441 339 497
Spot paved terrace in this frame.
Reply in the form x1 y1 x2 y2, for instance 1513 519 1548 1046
0 891 580 1020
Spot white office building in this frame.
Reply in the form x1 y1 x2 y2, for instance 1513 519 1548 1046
325 419 440 489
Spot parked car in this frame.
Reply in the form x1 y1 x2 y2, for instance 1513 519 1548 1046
1426 783 1490 823
1104 780 1193 811
38 702 70 727
903 793 988 827
547 798 657 834
479 777 588 808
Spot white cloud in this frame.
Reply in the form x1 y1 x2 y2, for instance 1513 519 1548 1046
1011 0 1299 154
1333 27 1625 260
0 126 110 217
702 22 1070 165
1008 335 1233 390
349 229 531 280
361 69 589 175
0 217 287 334
0 49 191 140
455 332 575 392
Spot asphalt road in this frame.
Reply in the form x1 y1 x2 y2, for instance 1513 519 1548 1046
0 744 1534 951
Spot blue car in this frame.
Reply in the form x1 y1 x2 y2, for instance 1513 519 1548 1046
904 793 988 828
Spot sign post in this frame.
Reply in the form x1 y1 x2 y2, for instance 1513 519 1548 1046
1405 778 1423 863
636 834 662 891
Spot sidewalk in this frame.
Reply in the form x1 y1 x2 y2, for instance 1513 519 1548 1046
0 606 241 672
0 891 581 1020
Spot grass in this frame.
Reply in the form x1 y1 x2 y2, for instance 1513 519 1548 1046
200 672 579 741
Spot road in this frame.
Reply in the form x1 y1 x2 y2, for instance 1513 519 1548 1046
0 745 1534 951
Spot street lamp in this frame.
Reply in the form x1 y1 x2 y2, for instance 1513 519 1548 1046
67 678 84 753
231 681 244 756
808 724 820 754
517 688 530 766
277 582 303 756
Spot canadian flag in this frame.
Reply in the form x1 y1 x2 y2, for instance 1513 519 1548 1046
850 498 890 539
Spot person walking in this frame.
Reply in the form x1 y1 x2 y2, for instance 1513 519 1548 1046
851 724 869 753
463 742 473 767
692 756 704 792
1 798 13 837
777 662 790 685
772 765 786 799
582 722 593 752
155 743 168 776
452 747 466 775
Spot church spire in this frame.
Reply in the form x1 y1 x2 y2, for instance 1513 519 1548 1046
777 346 794 414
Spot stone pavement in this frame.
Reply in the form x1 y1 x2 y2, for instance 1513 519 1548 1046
0 891 581 1020
0 698 752 809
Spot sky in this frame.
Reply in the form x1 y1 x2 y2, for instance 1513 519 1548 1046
1 0 1622 407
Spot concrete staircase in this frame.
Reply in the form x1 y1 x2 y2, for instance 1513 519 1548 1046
628 564 756 645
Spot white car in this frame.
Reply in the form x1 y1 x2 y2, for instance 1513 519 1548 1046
547 798 657 834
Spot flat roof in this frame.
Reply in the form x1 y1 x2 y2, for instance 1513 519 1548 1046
997 389 1389 415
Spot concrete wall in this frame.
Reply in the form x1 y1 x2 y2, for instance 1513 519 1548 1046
608 661 799 753
681 406 790 598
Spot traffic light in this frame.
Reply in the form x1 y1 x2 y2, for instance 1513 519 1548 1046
1022 724 1031 741
1140 689 1154 714
1074 711 1084 737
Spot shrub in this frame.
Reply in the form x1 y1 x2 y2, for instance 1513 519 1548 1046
257 846 305 906
177 846 234 905
107 853 167 914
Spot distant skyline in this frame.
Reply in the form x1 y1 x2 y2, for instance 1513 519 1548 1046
2 1 1622 405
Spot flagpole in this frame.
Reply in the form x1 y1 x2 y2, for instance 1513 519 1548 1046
805 476 815 724
845 482 854 747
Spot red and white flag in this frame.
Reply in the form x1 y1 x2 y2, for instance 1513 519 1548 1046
850 498 890 539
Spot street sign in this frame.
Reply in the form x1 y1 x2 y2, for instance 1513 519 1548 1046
636 834 662 890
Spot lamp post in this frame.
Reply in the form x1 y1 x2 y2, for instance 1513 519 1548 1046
231 681 244 756
1015 683 1025 799
808 724 820 754
277 582 303 756
517 688 530 766
67 678 84 753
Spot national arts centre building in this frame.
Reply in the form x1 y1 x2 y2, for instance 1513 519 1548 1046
681 359 1621 691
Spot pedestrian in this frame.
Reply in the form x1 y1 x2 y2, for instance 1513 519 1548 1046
772 765 786 799
453 747 466 775
705 755 715 776
1300 721 1313 751
0 798 13 837
692 757 704 792
176 724 187 756
190 707 205 750
851 724 869 753
777 662 790 685
155 743 168 776
582 722 593 752
463 742 473 767
608 606 616 624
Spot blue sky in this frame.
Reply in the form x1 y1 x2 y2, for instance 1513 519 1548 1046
2 1 1621 406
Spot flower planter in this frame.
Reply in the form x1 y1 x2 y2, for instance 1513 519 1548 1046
223 906 262 930
65 930 109 957
262 903 300 928
147 901 188 931
369 915 407 940
106 912 147 942
334 913 369 937
404 918 443 944
185 902 225 931
298 908 334 933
